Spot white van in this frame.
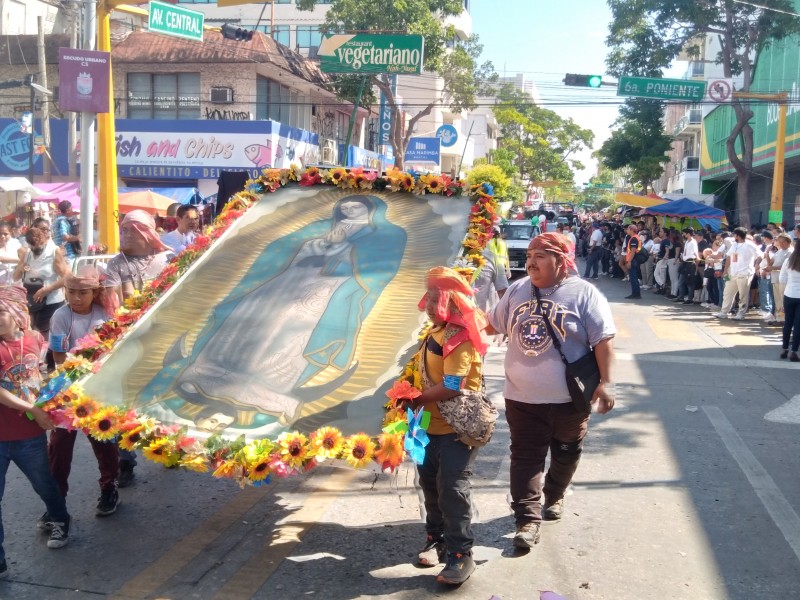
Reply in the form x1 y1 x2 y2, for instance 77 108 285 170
502 222 539 276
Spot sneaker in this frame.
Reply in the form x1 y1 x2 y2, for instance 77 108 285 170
543 498 564 521
37 511 53 531
713 312 727 319
732 314 745 321
513 522 541 548
96 488 120 517
622 276 629 282
625 294 641 299
417 535 445 566
591 276 599 280
436 552 475 585
641 285 651 290
0 559 7 579
682 300 693 305
118 462 135 488
47 516 70 549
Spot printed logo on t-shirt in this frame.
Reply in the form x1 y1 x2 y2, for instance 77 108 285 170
509 298 569 357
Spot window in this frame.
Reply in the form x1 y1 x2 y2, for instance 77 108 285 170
256 76 311 129
296 25 322 53
127 73 200 119
256 24 290 47
335 111 349 145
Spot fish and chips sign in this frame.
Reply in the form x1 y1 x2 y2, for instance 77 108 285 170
319 34 424 75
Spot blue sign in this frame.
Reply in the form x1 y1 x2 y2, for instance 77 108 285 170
0 119 70 177
379 75 397 145
436 124 458 148
404 137 441 165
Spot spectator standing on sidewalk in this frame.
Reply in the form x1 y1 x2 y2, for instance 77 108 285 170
666 230 683 299
676 227 699 305
624 224 642 299
768 233 793 326
582 222 604 280
715 227 761 321
779 237 800 361
487 233 616 549
758 231 776 323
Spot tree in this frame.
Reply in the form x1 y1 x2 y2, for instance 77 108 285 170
597 98 673 193
606 0 800 227
297 0 497 169
465 164 510 200
492 84 594 186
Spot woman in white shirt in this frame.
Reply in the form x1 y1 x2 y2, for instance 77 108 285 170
779 237 800 361
0 223 21 284
768 234 792 326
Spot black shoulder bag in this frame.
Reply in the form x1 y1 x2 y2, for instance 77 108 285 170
533 286 600 414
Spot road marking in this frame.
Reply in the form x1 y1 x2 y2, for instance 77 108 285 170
645 317 700 341
211 468 357 600
704 406 800 562
764 395 800 425
616 352 800 371
108 486 273 600
614 320 630 338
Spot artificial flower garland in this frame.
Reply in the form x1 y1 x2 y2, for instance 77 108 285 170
35 166 499 487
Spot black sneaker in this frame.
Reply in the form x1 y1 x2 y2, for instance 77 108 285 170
543 498 564 521
436 551 475 585
118 463 135 488
513 522 541 548
418 534 445 566
0 559 7 579
37 511 53 531
47 516 70 549
624 294 641 299
96 488 120 517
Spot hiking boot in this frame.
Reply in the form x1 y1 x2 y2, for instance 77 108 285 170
37 511 53 531
513 522 541 548
47 516 70 549
417 535 445 566
436 551 475 585
96 488 120 517
118 462 135 488
543 498 564 521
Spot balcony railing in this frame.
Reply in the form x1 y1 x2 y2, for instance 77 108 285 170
673 109 703 137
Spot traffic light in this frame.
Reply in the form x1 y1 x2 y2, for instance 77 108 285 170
564 74 603 88
221 24 254 42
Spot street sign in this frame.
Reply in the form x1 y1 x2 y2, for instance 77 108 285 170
706 78 734 103
148 1 204 42
617 76 706 101
436 124 458 148
318 34 424 75
404 137 441 164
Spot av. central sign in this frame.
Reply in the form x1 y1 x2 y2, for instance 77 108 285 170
319 34 424 75
148 1 204 42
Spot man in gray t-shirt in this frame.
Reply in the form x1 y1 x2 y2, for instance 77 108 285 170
486 232 616 549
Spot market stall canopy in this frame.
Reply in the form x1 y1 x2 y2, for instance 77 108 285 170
614 192 666 209
0 176 47 198
118 187 200 205
36 182 98 211
640 198 726 219
118 190 176 215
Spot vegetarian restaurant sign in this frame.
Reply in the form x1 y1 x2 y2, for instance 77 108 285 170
318 34 424 75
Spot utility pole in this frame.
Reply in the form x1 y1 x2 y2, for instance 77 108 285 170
80 0 98 254
37 16 52 183
68 2 79 179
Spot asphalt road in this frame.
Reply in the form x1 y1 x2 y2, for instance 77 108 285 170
2 270 799 600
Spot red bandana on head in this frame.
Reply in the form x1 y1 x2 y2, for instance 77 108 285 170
528 232 576 274
418 266 489 356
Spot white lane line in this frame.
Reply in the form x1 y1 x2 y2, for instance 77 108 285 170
617 352 800 370
764 395 800 425
704 406 800 562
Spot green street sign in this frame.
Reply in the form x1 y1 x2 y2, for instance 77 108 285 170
318 34 424 75
593 183 614 189
148 1 204 42
617 76 706 101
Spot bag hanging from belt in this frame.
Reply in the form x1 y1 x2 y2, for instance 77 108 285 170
420 333 497 447
533 286 600 414
634 248 650 264
23 276 47 313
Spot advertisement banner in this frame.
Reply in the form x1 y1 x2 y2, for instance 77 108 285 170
58 48 111 114
378 75 397 145
319 34 424 75
0 118 69 176
404 137 441 165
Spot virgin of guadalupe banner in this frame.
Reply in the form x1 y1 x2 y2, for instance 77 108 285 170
82 187 470 440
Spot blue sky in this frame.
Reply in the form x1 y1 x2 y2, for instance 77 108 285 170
471 0 621 182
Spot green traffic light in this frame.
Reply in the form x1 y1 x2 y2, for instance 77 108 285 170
587 75 602 88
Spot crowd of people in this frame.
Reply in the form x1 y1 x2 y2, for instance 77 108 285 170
575 218 800 360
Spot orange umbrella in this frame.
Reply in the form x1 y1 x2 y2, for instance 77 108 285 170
117 190 176 215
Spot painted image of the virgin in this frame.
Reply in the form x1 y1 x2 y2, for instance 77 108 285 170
139 195 407 433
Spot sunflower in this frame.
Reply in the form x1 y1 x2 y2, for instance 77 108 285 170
308 427 344 460
248 459 272 483
179 454 210 473
343 433 376 469
400 174 415 191
88 407 121 442
69 396 101 428
329 167 347 184
422 174 445 194
374 433 405 471
277 432 309 469
143 438 180 467
212 459 243 479
118 425 145 451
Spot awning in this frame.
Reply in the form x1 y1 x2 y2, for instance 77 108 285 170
614 192 667 209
